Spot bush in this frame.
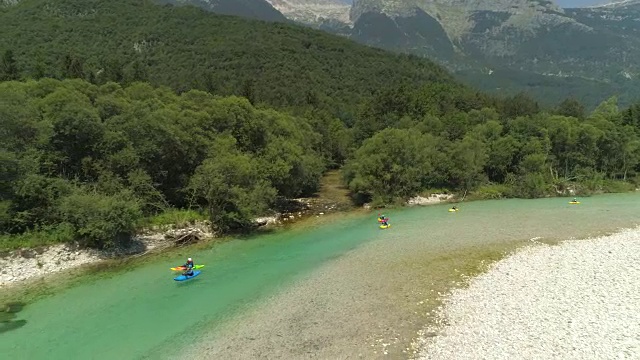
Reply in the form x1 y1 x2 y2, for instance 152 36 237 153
471 184 512 200
188 137 277 232
601 180 635 193
58 189 142 249
513 173 550 198
140 208 207 229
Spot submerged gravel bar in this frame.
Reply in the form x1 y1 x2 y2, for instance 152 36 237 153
416 228 640 360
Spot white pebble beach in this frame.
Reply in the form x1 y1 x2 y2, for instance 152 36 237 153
415 228 640 360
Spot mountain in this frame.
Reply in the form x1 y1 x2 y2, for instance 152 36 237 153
209 0 640 108
345 0 640 107
0 0 457 116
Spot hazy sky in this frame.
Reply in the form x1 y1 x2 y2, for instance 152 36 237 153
339 0 614 8
555 0 610 7
343 0 612 8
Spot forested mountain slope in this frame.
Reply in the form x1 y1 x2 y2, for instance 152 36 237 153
157 0 289 22
0 0 455 118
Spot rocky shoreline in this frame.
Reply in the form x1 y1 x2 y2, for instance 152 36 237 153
0 222 214 288
407 193 455 206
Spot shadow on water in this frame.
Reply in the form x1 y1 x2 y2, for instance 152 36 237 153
0 302 27 335
0 320 27 335
175 279 200 287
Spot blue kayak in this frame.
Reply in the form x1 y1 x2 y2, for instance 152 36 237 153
173 270 201 282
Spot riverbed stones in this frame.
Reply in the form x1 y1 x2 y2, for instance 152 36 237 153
0 243 103 288
415 228 640 359
407 194 454 206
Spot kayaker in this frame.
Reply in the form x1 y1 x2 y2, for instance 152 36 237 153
451 206 458 211
572 198 578 202
183 257 194 276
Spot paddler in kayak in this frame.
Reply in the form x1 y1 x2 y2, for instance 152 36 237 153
182 257 195 276
378 213 387 222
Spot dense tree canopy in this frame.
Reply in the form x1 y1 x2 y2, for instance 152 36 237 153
0 0 453 119
0 79 328 247
344 87 640 204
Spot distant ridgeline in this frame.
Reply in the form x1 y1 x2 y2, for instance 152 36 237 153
178 0 640 110
2 0 640 251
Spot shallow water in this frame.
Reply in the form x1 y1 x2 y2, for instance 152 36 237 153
2 194 640 359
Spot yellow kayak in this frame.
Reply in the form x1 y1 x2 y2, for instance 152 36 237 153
448 208 458 212
379 224 391 229
569 201 580 204
170 265 205 271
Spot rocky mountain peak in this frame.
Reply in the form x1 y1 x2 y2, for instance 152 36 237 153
265 0 353 24
350 0 564 21
352 0 573 42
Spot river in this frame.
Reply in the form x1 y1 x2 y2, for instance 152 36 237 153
2 193 640 359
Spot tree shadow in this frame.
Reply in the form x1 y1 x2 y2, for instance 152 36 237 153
0 301 27 335
0 320 27 334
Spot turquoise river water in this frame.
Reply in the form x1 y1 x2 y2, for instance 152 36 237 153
2 193 640 359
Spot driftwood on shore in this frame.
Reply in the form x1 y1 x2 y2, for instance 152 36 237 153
166 228 206 246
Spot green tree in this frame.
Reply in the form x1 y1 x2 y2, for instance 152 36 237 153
40 87 105 177
0 49 19 81
501 92 540 119
344 128 438 203
58 188 142 248
127 59 148 83
188 137 276 231
61 53 85 79
555 97 585 119
447 135 488 189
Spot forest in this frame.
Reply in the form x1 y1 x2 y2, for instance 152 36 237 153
0 0 453 119
2 0 640 250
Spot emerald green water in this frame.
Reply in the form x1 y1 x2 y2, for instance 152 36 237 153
2 194 640 359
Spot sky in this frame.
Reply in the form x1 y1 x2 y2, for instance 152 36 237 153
339 0 617 9
342 0 611 9
554 0 610 6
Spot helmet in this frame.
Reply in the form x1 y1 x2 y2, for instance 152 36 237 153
187 258 192 262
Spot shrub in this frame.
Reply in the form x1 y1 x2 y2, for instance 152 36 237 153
472 184 512 200
58 189 142 248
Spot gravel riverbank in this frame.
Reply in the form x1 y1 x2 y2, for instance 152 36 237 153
0 234 171 288
0 225 212 289
415 228 640 360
